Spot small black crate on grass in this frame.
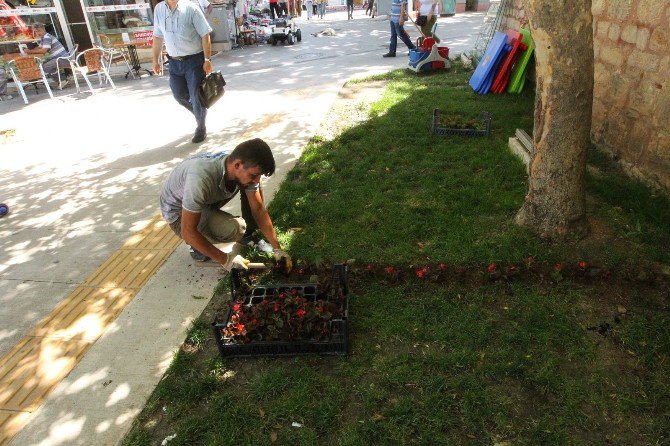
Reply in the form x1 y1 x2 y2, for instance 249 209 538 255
432 109 491 137
212 264 349 359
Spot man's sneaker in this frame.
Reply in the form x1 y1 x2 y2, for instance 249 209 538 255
189 246 210 262
238 234 254 246
382 52 396 58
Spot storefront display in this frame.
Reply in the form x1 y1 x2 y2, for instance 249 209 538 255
0 0 70 54
81 0 153 47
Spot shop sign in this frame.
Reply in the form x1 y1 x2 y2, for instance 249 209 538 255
0 7 56 16
85 3 150 12
133 30 153 47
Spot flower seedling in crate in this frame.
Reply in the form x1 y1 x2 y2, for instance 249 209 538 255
221 288 344 343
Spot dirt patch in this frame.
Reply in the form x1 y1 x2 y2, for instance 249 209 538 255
316 80 388 141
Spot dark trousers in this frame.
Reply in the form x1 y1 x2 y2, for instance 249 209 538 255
347 2 353 18
168 53 207 132
270 2 281 18
389 20 415 54
239 188 259 237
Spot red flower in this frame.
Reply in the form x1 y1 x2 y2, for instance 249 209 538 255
252 318 258 325
439 263 446 270
273 302 280 312
291 288 299 295
296 309 306 318
488 262 497 272
578 261 588 269
233 303 241 312
416 267 427 279
555 262 562 271
278 293 286 300
236 324 245 334
385 266 394 274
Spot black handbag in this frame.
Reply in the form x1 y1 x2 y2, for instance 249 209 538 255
415 15 427 27
198 71 226 109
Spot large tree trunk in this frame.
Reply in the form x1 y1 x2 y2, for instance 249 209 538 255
515 0 593 239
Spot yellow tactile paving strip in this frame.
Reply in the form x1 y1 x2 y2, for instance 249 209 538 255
0 215 180 445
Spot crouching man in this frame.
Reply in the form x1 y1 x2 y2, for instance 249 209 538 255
159 138 291 271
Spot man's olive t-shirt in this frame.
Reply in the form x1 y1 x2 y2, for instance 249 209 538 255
159 151 259 224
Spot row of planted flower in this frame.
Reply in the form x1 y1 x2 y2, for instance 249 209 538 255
217 258 668 346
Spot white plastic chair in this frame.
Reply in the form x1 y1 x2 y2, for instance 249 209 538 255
70 48 116 94
8 56 54 104
98 33 135 80
54 43 78 90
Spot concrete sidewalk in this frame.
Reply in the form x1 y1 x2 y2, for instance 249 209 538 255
0 11 484 445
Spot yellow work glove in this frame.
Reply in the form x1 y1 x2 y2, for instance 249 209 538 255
223 254 250 272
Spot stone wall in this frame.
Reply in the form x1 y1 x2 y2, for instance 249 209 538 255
502 0 670 191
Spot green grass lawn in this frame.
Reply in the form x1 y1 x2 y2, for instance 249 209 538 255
124 66 670 446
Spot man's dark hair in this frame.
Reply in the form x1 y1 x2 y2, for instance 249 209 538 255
230 138 275 176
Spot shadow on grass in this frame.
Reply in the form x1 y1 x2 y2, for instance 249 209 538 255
269 66 541 266
123 67 670 446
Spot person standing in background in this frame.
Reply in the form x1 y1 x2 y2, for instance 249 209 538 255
278 0 289 15
346 0 353 19
316 0 326 19
269 0 281 19
192 0 213 16
305 0 313 19
382 0 415 57
416 0 440 42
152 0 213 144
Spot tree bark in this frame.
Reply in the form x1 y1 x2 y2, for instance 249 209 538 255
515 0 593 239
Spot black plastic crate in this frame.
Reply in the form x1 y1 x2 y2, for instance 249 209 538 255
212 264 349 358
432 109 491 137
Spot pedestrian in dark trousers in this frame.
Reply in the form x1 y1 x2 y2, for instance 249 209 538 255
382 0 415 57
365 0 374 15
346 0 354 19
152 0 213 143
269 0 281 19
279 0 289 15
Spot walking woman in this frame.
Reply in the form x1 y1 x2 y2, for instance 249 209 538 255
366 0 374 15
305 0 313 19
316 0 326 19
415 0 440 42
